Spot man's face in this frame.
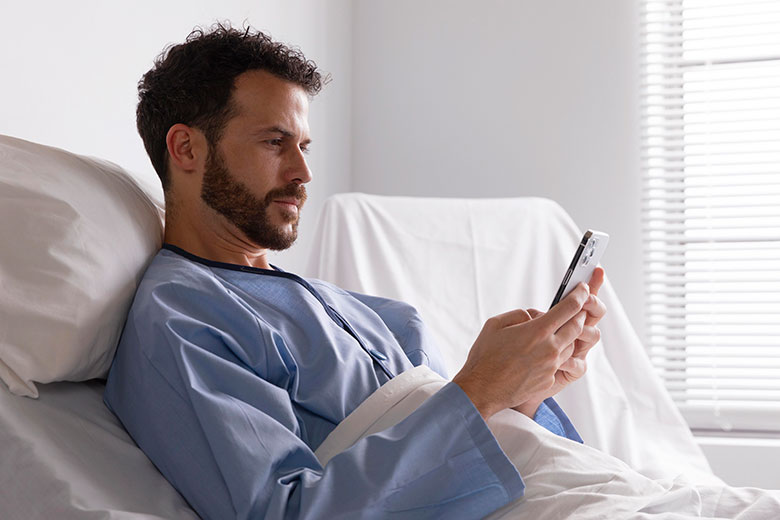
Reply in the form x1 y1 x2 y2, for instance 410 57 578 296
200 70 312 251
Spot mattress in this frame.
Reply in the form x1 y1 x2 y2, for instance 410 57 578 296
0 378 199 519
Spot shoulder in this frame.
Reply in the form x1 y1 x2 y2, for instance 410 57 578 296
136 249 234 304
127 249 252 339
120 250 267 366
142 249 223 289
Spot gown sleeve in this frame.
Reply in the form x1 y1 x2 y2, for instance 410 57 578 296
104 278 525 520
346 290 583 443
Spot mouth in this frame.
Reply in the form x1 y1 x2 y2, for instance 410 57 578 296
273 198 300 212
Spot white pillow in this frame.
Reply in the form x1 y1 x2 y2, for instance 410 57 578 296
0 135 164 397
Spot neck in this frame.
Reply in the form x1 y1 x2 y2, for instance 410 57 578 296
163 207 272 270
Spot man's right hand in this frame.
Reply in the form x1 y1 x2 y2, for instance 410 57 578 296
451 283 590 421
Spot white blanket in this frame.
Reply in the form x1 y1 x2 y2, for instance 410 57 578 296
315 367 780 519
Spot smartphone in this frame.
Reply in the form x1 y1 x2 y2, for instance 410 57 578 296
549 230 609 309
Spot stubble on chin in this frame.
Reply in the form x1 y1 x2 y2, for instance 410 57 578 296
200 149 307 251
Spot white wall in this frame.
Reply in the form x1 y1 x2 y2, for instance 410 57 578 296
0 0 353 273
351 0 645 336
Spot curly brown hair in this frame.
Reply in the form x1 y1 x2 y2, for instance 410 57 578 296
136 22 326 190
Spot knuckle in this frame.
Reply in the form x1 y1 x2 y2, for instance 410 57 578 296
575 317 586 334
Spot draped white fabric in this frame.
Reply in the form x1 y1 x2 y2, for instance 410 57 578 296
305 192 718 483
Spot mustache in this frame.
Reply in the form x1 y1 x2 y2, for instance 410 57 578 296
264 184 308 206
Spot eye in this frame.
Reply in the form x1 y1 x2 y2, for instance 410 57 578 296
267 138 283 147
300 144 311 155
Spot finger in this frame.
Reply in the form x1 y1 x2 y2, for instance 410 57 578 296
576 325 601 349
558 341 576 362
583 294 607 326
588 267 605 297
558 356 587 379
539 283 589 335
554 310 587 347
528 308 544 319
487 308 533 329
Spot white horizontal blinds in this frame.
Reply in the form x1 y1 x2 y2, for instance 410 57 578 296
641 0 780 432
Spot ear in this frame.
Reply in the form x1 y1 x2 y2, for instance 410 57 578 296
165 124 207 173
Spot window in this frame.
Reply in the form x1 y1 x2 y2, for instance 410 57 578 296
641 0 780 433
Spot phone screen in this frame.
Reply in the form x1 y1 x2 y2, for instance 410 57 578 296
549 230 609 309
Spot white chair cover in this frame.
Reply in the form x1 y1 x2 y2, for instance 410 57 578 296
304 192 719 484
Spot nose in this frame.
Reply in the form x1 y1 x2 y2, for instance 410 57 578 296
286 147 312 185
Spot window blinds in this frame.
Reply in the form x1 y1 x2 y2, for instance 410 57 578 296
641 0 780 432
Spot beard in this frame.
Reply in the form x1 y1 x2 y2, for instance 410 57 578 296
200 146 307 251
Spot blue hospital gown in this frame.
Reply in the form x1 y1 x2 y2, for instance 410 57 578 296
104 244 582 519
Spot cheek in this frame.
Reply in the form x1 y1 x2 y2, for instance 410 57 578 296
230 152 280 187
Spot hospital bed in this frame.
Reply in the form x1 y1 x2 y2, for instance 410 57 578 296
0 134 763 518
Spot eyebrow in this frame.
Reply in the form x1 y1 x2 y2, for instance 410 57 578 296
258 125 312 146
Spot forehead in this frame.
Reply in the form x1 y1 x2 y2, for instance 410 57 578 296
228 70 310 131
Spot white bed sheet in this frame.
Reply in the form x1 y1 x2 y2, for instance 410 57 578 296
317 366 780 519
0 379 199 519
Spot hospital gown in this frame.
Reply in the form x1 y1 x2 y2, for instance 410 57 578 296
104 244 582 520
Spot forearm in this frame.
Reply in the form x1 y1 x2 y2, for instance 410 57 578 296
266 383 526 519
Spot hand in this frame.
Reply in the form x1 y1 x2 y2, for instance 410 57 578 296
452 282 591 420
513 267 607 417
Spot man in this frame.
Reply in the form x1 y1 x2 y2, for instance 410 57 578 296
105 24 606 519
